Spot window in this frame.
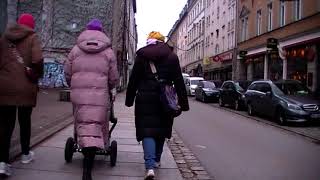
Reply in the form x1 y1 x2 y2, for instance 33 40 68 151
217 6 220 19
231 31 234 48
267 3 273 31
241 17 248 41
222 36 225 51
255 83 271 93
256 10 262 36
215 44 219 54
228 33 231 50
294 0 302 20
280 1 286 27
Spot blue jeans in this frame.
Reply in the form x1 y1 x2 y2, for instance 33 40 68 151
142 137 165 170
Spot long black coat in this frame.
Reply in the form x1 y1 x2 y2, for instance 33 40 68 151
125 42 189 141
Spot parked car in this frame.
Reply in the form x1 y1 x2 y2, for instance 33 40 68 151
195 81 220 102
219 80 249 110
245 80 320 125
209 80 223 88
185 77 204 96
182 73 190 84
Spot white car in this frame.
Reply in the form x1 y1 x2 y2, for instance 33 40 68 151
185 77 204 96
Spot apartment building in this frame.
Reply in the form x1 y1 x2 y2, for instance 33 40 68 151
203 0 237 81
183 0 206 76
237 0 320 91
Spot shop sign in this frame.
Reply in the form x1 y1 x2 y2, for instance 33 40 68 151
267 38 279 50
211 52 233 62
203 57 211 65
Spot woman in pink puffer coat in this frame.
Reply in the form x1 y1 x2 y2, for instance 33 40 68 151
64 19 119 180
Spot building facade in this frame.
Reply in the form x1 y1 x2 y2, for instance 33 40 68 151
2 0 137 90
203 0 237 81
237 0 320 92
183 0 205 76
168 4 188 68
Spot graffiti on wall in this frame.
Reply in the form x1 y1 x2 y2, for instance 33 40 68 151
39 62 68 88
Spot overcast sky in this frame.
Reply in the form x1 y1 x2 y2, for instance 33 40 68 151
136 0 188 49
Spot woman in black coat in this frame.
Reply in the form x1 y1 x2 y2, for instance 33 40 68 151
125 32 189 179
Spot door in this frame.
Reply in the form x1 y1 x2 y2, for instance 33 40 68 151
195 82 204 99
259 83 273 116
221 82 231 104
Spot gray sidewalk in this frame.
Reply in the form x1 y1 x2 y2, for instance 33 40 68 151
8 93 183 180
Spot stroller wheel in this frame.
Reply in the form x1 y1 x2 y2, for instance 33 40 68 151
110 140 117 167
65 137 75 163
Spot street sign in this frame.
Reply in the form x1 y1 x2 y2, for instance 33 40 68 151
267 38 279 49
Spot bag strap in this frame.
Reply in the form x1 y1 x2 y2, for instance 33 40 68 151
8 41 26 67
149 61 159 80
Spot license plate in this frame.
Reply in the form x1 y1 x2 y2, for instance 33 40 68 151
311 114 320 119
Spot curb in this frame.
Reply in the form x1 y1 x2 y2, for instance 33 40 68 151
10 114 73 162
208 102 320 144
167 129 215 180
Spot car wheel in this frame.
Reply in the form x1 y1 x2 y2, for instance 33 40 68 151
202 93 206 103
219 97 224 107
276 109 287 126
247 103 254 116
234 100 240 111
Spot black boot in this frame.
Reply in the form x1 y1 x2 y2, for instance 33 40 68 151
82 156 92 180
82 149 95 180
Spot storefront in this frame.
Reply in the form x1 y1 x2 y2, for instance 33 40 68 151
244 53 265 81
284 42 319 91
203 51 233 81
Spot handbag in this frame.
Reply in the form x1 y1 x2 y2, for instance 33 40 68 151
8 42 38 83
149 61 182 118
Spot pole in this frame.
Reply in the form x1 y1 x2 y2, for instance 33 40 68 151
232 0 239 80
122 0 127 91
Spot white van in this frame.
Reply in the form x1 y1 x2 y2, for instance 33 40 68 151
185 77 204 96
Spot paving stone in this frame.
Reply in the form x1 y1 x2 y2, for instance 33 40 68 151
190 166 205 171
194 170 208 175
182 172 194 178
176 160 186 164
184 155 197 160
180 168 192 173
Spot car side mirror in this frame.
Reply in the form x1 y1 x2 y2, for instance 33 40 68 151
266 91 272 97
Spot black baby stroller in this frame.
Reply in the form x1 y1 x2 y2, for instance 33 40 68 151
64 97 118 167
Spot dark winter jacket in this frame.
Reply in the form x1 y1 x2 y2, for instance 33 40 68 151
0 24 43 106
125 42 189 141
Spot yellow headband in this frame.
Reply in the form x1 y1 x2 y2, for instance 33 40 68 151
147 31 165 42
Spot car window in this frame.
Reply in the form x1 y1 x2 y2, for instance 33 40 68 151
271 83 285 96
222 82 231 90
234 82 244 91
203 81 215 88
253 83 265 93
248 84 257 90
197 82 203 87
260 83 272 93
186 79 190 85
191 80 201 85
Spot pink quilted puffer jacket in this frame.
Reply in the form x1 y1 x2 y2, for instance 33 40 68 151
64 30 119 149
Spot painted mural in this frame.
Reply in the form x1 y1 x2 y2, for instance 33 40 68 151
39 62 68 88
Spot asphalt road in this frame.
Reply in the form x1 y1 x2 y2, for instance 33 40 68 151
174 98 320 180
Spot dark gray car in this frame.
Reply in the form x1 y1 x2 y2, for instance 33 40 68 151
245 80 320 125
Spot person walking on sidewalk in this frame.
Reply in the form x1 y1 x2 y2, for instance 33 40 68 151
125 31 189 180
0 13 44 177
64 19 119 180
